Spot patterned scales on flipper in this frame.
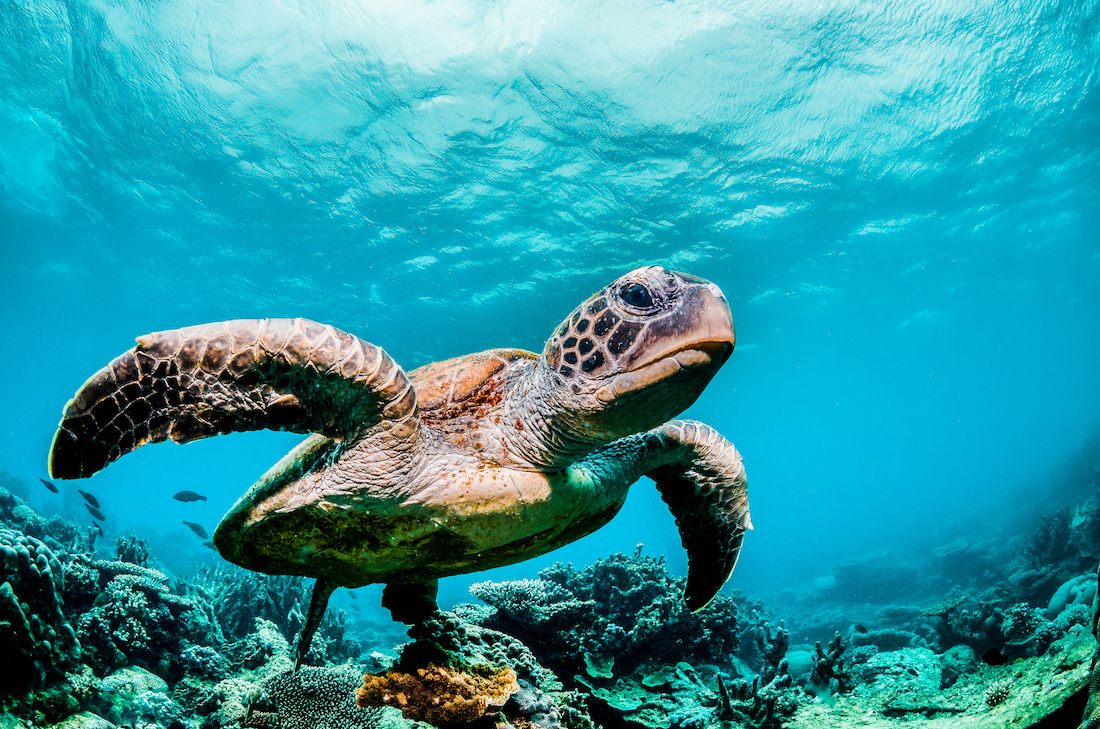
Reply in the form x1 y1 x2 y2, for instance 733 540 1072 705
647 421 750 611
49 318 418 479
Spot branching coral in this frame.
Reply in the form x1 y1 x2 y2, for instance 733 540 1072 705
76 556 204 676
469 578 595 629
467 550 740 677
809 633 850 695
192 567 306 641
187 565 359 665
720 670 798 729
356 663 518 724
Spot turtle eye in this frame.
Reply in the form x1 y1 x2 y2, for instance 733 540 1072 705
620 282 654 309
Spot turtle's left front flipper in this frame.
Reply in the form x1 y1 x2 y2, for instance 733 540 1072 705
641 420 750 611
49 318 418 479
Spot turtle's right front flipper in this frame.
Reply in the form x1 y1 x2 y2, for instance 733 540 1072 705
49 318 419 479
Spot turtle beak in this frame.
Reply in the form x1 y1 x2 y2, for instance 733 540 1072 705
623 276 735 374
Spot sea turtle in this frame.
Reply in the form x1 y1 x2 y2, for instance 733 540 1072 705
49 265 750 664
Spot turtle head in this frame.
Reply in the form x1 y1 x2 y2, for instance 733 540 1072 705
540 265 734 441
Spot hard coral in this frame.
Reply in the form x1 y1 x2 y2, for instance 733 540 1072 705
0 486 97 555
0 527 81 695
356 663 519 724
468 549 740 677
257 665 383 729
76 560 197 676
188 565 360 665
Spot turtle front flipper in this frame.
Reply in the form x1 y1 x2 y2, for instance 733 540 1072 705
49 318 419 479
637 420 750 610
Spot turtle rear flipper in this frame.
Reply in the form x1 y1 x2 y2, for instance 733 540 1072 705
49 318 419 479
641 420 750 610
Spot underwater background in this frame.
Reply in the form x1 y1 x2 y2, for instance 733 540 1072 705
1 0 1099 727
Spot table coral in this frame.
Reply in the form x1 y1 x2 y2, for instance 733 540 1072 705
356 663 518 724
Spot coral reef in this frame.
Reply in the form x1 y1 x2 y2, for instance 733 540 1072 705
357 663 518 724
2 456 1100 729
75 554 208 677
0 487 97 556
187 566 361 666
467 548 740 679
252 665 384 729
0 528 81 695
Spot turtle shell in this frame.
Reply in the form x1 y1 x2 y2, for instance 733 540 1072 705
409 348 535 426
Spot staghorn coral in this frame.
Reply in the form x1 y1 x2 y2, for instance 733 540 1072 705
0 527 81 695
357 663 518 724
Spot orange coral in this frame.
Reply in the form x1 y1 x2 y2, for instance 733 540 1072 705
356 663 519 724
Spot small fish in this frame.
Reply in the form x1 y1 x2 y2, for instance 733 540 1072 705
183 521 210 539
347 591 357 600
86 503 106 521
94 522 104 537
39 478 59 494
202 541 217 551
173 490 208 503
78 489 101 509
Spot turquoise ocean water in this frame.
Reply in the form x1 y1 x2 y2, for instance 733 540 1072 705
1 0 1098 623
